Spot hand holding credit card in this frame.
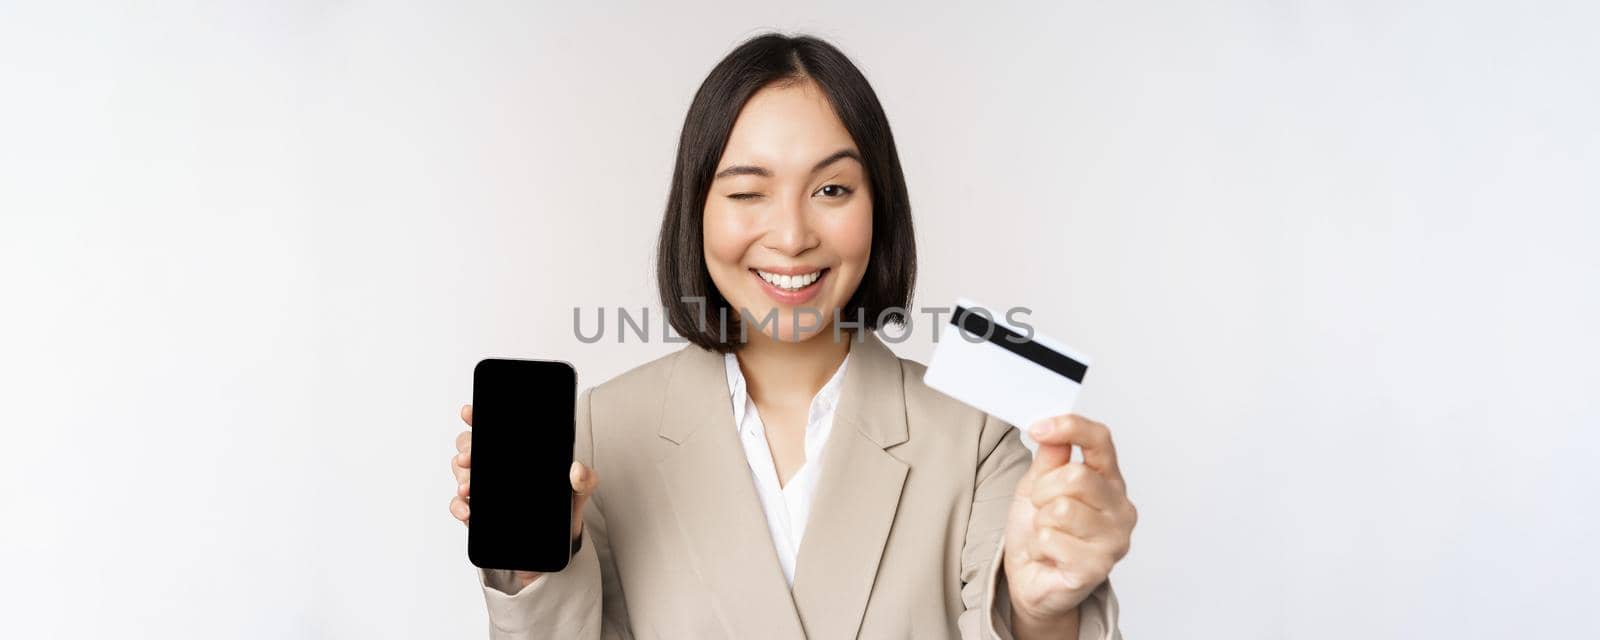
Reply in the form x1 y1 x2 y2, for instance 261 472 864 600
923 298 1092 434
926 298 1134 628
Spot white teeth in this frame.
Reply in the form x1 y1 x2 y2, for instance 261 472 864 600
756 269 821 291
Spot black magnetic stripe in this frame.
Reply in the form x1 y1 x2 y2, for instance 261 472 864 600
950 306 1087 383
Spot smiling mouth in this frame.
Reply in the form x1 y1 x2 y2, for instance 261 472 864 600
751 268 828 292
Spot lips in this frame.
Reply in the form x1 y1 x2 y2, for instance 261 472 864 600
749 267 829 306
754 268 822 290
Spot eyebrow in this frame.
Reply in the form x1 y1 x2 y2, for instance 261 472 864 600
713 148 861 180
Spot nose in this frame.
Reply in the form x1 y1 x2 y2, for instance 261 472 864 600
761 192 820 257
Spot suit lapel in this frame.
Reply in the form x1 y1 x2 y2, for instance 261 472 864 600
790 331 910 639
655 343 807 640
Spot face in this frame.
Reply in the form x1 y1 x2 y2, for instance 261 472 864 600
703 79 873 344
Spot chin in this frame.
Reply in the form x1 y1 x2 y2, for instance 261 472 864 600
739 305 838 344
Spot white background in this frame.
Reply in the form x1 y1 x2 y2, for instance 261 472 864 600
3 2 1597 638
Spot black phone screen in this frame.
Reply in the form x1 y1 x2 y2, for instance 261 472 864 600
468 358 576 572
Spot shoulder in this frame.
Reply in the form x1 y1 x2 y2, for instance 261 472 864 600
877 344 1028 488
886 347 1021 464
584 346 689 416
892 349 1008 427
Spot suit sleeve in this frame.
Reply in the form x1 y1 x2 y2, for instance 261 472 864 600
475 388 634 639
958 414 1123 640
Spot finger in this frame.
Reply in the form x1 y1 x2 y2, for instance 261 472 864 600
455 429 471 453
1031 462 1120 511
449 495 470 523
1015 420 1074 499
454 448 472 470
1029 415 1120 480
570 461 598 537
571 461 599 499
1028 418 1074 473
1030 527 1114 591
461 404 473 427
1034 496 1115 541
457 480 470 498
452 456 469 484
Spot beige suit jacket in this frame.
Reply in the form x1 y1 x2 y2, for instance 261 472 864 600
477 330 1122 639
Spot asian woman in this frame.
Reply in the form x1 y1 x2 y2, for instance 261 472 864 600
448 32 1134 639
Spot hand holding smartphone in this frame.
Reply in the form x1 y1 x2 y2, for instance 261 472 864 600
457 358 583 574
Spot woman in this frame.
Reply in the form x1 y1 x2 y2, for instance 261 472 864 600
449 33 1135 639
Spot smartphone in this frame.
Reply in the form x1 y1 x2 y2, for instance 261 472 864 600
468 358 578 572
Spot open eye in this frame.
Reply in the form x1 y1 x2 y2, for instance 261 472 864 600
814 184 853 199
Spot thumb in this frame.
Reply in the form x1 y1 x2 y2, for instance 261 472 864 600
1015 419 1072 498
569 461 598 535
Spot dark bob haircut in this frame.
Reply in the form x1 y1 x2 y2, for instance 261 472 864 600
656 32 917 352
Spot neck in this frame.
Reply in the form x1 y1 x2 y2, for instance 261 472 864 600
735 327 854 406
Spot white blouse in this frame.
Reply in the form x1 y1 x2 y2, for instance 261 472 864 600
722 351 851 586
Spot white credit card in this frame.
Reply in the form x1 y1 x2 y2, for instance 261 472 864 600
923 297 1092 431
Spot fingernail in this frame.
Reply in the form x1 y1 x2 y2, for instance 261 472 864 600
1029 420 1052 438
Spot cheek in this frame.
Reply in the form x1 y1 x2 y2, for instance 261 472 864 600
701 203 755 283
827 203 874 274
